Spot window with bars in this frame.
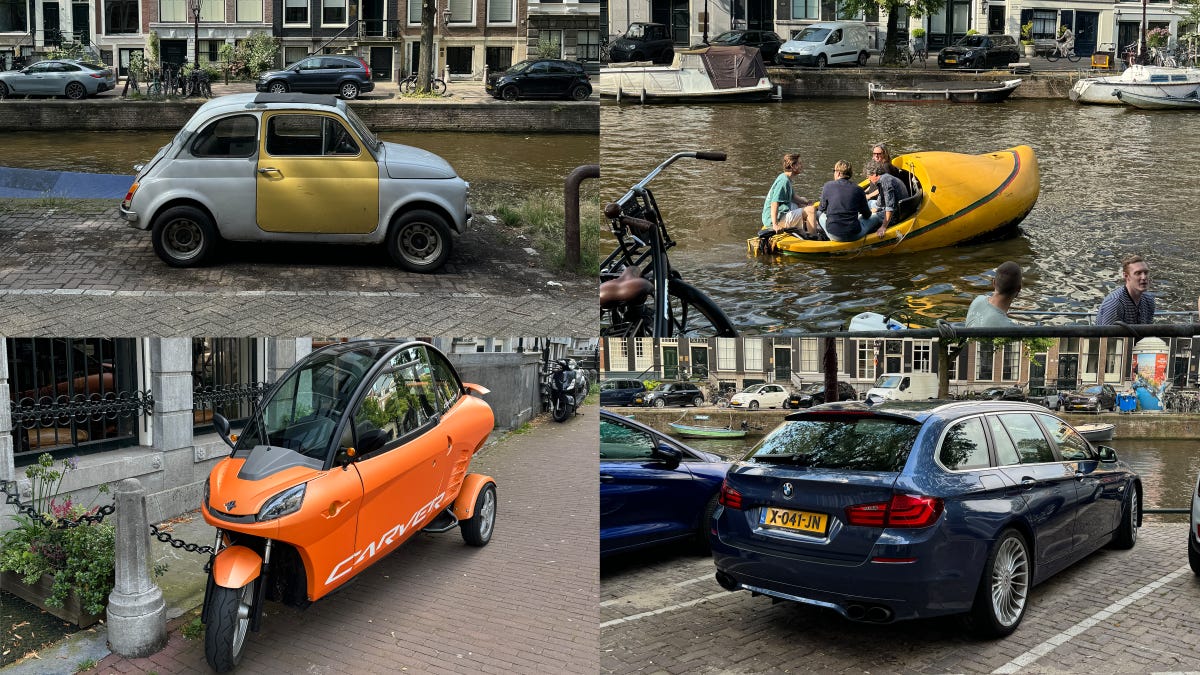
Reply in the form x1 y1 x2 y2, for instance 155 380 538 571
192 338 262 429
200 40 221 65
486 46 512 71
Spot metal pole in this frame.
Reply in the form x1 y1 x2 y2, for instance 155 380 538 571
193 0 201 68
1140 0 1147 62
703 0 709 44
564 164 599 270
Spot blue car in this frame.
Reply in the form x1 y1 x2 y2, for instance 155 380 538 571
712 400 1140 636
600 378 647 407
601 409 732 556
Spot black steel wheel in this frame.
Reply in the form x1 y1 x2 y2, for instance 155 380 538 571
748 400 759 410
652 398 666 408
857 51 869 66
501 85 520 101
0 82 8 99
552 397 571 422
151 205 217 267
691 395 704 407
695 494 719 549
65 81 86 99
203 578 256 673
570 84 591 101
386 209 452 272
662 278 738 338
817 54 828 68
1189 532 1200 576
432 79 448 95
460 483 497 546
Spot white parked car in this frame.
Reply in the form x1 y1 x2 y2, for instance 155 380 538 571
120 92 471 272
729 383 789 410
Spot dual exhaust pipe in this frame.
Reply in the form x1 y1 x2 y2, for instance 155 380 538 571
714 571 893 623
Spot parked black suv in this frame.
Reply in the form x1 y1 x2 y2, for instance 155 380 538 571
698 30 785 63
641 381 704 407
256 55 374 100
937 34 1021 69
609 22 675 65
600 378 648 407
486 59 591 101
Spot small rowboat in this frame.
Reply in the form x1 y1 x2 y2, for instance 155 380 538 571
1074 422 1115 443
1114 89 1200 110
668 422 747 439
867 79 1022 103
748 145 1040 258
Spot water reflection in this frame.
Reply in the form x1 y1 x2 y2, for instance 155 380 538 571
602 99 1198 333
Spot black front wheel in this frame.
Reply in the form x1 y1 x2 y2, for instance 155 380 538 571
0 82 9 98
816 54 828 68
570 84 591 101
501 85 520 101
203 579 256 673
460 483 497 546
552 397 571 422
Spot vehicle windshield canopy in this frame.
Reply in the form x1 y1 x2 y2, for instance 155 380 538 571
741 384 765 394
800 383 826 394
957 35 987 48
1082 386 1103 394
506 59 536 74
874 375 904 389
747 415 920 471
235 345 389 461
623 24 650 40
794 27 831 43
711 31 743 45
343 105 379 152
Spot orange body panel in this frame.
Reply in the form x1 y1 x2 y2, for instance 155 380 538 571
210 545 263 589
453 474 496 520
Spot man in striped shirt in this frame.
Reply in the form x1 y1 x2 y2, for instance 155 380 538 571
1096 254 1154 325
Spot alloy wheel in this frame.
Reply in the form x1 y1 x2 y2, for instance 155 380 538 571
989 536 1029 627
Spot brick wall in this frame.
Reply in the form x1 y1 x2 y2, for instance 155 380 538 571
0 99 599 132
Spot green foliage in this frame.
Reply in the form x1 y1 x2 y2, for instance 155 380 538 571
1021 21 1034 44
128 52 149 81
965 28 979 36
1147 27 1171 48
220 32 280 79
0 454 115 616
147 31 160 66
643 379 662 391
486 189 599 275
976 337 1057 366
75 658 97 673
535 35 562 59
910 28 925 39
182 616 205 640
47 42 86 60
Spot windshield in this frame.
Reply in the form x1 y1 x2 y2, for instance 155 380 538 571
794 27 831 43
957 35 986 48
343 106 379 152
506 59 535 74
624 24 648 40
711 31 742 44
236 346 388 461
600 380 622 391
800 383 825 394
741 384 764 394
1083 386 1103 394
748 416 920 471
874 375 903 388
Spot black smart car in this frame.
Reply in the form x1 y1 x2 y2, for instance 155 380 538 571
486 59 591 101
937 34 1021 69
640 382 705 407
787 381 858 408
609 22 675 64
701 30 785 63
255 55 374 100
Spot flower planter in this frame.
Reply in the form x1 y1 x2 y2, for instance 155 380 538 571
0 571 104 627
1023 44 1036 57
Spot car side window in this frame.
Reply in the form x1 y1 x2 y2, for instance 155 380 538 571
296 58 321 71
939 417 991 471
351 350 438 458
529 62 550 74
986 416 1022 466
266 114 358 156
998 413 1056 463
600 418 656 460
191 114 258 158
1037 413 1093 461
829 29 842 44
425 347 463 414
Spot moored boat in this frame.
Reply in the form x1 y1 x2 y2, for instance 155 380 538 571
747 145 1040 258
1114 88 1200 109
867 79 1022 103
1069 65 1200 105
1074 422 1115 443
598 45 773 103
668 422 748 439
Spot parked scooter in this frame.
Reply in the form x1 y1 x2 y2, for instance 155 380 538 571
547 358 588 422
200 341 496 672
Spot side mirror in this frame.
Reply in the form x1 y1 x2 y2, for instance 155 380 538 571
213 412 235 450
652 444 683 470
1097 446 1118 462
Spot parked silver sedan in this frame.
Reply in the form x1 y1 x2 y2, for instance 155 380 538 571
0 58 115 99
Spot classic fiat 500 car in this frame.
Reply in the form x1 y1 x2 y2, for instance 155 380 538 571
200 340 496 671
120 93 472 272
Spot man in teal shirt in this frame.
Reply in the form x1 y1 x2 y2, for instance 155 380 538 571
761 153 809 234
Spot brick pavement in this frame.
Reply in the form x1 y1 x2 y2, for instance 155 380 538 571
0 201 594 336
84 404 599 674
601 523 1200 674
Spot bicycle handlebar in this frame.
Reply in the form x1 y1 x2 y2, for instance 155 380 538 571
615 150 728 207
603 202 655 233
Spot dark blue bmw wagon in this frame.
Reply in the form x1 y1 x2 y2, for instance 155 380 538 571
711 400 1141 636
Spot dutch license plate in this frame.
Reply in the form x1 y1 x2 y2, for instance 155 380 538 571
783 54 795 60
945 58 957 64
761 507 828 535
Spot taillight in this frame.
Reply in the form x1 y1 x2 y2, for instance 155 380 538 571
90 73 103 78
718 481 743 510
122 182 139 209
845 494 943 528
357 58 371 76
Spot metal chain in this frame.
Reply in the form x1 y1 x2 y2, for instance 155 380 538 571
148 523 214 556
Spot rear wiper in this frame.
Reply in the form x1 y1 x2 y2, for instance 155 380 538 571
752 453 815 466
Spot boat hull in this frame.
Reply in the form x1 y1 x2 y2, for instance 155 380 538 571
1114 89 1200 109
1074 422 1115 443
1069 66 1200 104
867 79 1021 103
598 66 773 102
667 422 747 439
748 145 1040 258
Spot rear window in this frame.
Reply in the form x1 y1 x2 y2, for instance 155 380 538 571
747 415 920 471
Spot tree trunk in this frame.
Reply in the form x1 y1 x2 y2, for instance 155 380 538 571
823 338 839 403
418 0 436 93
881 9 901 65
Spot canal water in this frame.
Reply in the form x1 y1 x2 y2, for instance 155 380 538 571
0 130 599 208
601 99 1200 333
683 434 1198 518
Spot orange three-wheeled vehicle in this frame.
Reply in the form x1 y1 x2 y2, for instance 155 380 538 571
201 340 496 672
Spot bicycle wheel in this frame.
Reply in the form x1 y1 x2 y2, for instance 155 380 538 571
432 79 447 95
1045 51 1060 62
1067 51 1081 62
663 278 738 337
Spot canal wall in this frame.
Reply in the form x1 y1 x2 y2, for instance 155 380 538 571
0 99 599 133
615 406 1200 440
767 67 1082 100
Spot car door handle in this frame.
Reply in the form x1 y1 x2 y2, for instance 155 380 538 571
1074 471 1086 481
1020 478 1037 488
600 474 614 483
257 167 280 174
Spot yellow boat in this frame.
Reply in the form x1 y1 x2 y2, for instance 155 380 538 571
747 145 1040 258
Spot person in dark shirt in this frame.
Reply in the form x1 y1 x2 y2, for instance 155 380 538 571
1096 254 1154 325
805 160 874 242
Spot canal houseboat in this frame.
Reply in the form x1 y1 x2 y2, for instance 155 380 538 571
598 45 773 103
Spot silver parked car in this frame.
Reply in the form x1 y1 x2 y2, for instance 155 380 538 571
120 92 472 271
0 58 115 99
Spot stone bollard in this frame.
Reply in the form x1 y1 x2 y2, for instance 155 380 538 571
106 478 167 657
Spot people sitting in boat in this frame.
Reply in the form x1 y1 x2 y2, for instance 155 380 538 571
864 143 898 202
1096 254 1155 325
760 153 811 235
863 159 910 233
966 261 1022 327
803 160 875 242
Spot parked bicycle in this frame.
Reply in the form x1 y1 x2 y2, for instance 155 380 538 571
399 72 447 95
600 151 738 338
181 66 212 98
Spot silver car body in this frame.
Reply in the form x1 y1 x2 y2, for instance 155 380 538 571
120 93 471 244
0 59 109 97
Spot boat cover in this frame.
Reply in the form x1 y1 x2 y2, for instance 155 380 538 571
696 46 768 90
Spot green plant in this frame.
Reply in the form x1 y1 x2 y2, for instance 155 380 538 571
0 454 114 616
75 657 97 673
47 42 86 60
535 35 562 59
965 28 979 36
147 31 160 68
911 28 925 39
240 32 281 77
1147 26 1171 48
182 616 205 640
1020 21 1034 44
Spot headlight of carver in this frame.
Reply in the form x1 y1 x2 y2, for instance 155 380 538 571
257 484 306 522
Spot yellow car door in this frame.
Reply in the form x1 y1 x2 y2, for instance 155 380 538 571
256 111 379 234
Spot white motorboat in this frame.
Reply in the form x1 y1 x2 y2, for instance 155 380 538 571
598 45 773 103
1069 65 1200 105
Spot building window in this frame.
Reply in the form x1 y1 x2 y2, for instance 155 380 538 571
976 342 995 381
539 29 563 58
160 0 187 23
791 0 818 20
799 338 818 372
237 0 262 22
744 339 762 371
285 0 308 25
200 0 224 22
717 338 736 371
192 338 261 429
487 0 513 24
633 338 653 372
408 0 425 24
485 46 512 72
0 0 28 32
1083 338 1100 378
283 45 308 65
1002 343 1020 381
322 0 347 25
104 0 138 34
1105 338 1124 376
448 0 472 23
199 39 221 66
834 0 864 21
446 46 472 74
913 341 932 372
578 29 600 61
857 342 875 381
1031 9 1057 40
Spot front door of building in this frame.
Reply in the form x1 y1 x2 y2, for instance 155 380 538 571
987 6 1005 35
1074 11 1098 56
71 2 89 43
160 39 187 68
369 46 392 80
1057 354 1079 391
690 346 708 378
774 347 790 380
662 347 678 380
42 2 60 45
